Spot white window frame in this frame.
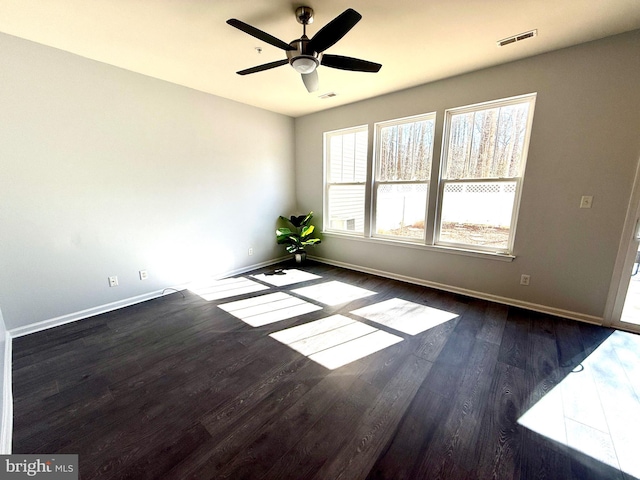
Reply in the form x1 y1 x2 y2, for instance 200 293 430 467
323 125 369 235
372 112 437 243
435 93 537 254
321 93 536 260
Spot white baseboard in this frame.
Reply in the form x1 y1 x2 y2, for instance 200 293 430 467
310 256 603 325
9 257 289 338
8 290 170 338
1 331 12 454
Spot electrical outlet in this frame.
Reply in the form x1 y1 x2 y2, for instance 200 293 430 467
580 195 593 209
139 270 148 280
108 276 119 287
248 248 254 256
520 274 530 286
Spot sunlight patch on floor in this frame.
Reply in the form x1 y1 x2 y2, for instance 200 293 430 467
518 330 640 478
218 292 322 327
188 277 269 301
292 281 377 306
270 315 403 370
350 298 458 335
252 268 322 287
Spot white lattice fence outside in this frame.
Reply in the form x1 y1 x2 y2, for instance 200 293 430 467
441 182 516 226
376 184 428 231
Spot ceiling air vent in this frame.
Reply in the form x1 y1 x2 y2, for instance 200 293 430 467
318 92 337 99
497 29 537 47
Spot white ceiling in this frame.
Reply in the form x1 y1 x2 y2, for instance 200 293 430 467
1 0 639 117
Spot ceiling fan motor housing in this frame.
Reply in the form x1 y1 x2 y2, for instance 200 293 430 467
286 36 321 73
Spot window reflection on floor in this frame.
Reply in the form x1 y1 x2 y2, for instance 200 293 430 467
218 292 322 327
270 315 403 370
213 270 458 371
292 280 377 306
518 330 640 478
351 298 458 335
252 269 322 287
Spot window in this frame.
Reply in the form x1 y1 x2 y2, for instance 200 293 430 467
324 126 368 233
322 93 536 257
373 113 436 241
437 94 536 252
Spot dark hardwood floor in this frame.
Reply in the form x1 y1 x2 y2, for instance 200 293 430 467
11 261 640 479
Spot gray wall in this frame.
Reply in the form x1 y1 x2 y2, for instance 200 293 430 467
0 33 296 331
295 30 640 319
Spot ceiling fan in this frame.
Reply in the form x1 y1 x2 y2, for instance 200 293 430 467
226 6 382 93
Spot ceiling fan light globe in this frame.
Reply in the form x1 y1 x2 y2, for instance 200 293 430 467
292 57 318 74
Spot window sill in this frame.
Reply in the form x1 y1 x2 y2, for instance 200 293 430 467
321 231 516 262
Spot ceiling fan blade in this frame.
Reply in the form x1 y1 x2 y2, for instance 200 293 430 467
227 19 295 51
302 70 319 93
237 59 288 75
308 8 362 53
321 54 382 72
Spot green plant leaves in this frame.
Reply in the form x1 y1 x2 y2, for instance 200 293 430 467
301 225 315 238
289 215 306 228
276 211 321 253
302 238 321 246
301 212 314 226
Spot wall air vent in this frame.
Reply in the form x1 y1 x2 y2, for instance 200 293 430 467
497 29 537 47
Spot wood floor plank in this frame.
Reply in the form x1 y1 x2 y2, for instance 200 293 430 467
413 315 460 363
578 321 615 356
198 356 324 440
476 302 509 345
191 365 369 479
555 318 587 369
473 361 526 480
497 308 531 370
172 379 314 480
366 385 453 480
102 422 212 480
310 355 434 480
12 378 114 451
260 378 377 480
524 331 561 411
519 431 573 480
411 340 501 479
70 354 303 480
229 341 409 477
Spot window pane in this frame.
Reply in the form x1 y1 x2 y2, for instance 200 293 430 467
329 130 367 183
444 113 474 180
327 184 365 233
439 182 516 249
445 102 530 179
375 183 427 240
378 119 435 181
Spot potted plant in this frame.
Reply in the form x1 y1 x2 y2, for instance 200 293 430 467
276 211 321 263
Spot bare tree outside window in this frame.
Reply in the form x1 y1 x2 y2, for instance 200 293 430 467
439 97 535 251
374 114 436 240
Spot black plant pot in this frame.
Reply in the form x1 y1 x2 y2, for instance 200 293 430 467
293 251 307 264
